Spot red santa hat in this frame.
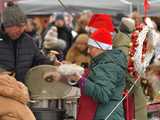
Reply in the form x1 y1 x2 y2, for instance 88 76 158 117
88 29 112 50
87 14 115 33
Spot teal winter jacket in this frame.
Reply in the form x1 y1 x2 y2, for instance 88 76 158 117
84 49 127 120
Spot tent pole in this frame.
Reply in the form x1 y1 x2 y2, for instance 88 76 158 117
137 3 140 13
129 3 133 14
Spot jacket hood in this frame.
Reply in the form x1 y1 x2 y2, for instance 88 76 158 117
92 49 127 70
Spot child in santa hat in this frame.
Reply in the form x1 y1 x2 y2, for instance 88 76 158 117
71 28 127 120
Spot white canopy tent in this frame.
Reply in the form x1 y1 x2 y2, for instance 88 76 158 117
15 0 160 16
17 0 131 15
124 0 160 16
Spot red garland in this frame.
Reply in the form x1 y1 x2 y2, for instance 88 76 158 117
128 23 145 78
125 23 145 120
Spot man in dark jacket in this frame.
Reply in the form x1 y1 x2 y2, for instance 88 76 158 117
55 14 73 51
0 3 52 83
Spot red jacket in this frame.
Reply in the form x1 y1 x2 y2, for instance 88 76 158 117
77 69 97 120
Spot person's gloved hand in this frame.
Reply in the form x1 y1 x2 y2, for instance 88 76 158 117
66 73 81 82
0 74 29 104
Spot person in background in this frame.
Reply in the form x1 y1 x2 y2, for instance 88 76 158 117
32 17 45 49
25 18 42 48
43 26 66 61
55 13 73 55
113 17 135 58
130 10 143 27
32 17 45 36
0 2 54 83
112 13 126 28
66 34 91 66
81 10 93 24
64 12 73 29
43 13 73 59
75 15 89 34
25 18 35 37
113 17 148 120
74 10 93 34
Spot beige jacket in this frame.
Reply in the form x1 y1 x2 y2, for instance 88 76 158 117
0 74 36 120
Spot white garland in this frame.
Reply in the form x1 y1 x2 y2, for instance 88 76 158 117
134 26 155 76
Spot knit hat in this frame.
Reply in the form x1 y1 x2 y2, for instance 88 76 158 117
87 14 115 33
55 14 64 21
3 3 27 27
44 26 66 50
88 29 112 50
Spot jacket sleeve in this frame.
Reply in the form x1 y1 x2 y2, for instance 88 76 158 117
0 74 29 104
84 63 119 104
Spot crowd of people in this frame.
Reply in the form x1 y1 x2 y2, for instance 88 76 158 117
0 1 160 120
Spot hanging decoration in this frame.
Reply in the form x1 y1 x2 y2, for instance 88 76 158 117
128 23 144 78
134 26 155 76
144 0 150 17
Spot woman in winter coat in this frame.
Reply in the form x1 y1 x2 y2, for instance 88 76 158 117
51 29 127 120
0 72 36 120
66 34 91 66
74 29 127 120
